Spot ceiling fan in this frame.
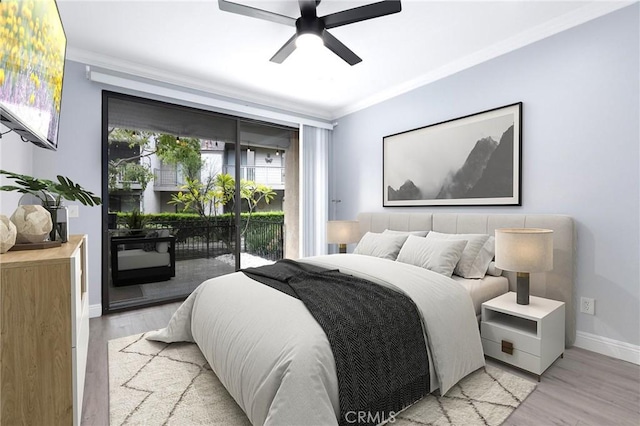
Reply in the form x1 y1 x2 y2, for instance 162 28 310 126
218 0 402 65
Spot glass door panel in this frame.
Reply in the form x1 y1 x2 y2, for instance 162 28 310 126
237 121 297 268
104 93 238 311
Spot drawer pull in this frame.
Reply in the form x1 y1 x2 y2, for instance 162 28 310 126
501 340 514 355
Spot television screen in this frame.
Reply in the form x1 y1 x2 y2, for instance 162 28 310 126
0 0 66 150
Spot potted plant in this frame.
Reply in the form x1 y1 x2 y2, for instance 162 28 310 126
123 210 148 235
0 170 101 242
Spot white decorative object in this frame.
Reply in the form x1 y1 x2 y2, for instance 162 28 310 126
0 215 17 253
10 205 53 244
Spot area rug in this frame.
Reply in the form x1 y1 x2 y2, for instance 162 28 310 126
109 333 536 426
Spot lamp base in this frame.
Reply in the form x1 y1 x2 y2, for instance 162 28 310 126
338 243 347 254
517 272 530 305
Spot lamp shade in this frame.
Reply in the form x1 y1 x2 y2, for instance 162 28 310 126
495 228 553 273
327 221 360 244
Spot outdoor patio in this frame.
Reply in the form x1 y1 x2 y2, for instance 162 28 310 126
109 253 274 309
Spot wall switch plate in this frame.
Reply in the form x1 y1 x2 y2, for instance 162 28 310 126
581 297 595 315
68 205 79 218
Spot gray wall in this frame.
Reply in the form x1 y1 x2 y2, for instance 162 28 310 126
32 61 104 306
330 6 639 346
0 128 34 214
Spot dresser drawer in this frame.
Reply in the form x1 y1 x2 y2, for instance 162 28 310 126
482 338 543 375
481 321 541 357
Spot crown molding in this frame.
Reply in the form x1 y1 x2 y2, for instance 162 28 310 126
65 47 334 123
331 1 635 119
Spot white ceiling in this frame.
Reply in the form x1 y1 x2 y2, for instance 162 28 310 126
58 0 631 120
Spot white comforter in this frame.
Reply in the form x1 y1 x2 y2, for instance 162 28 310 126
147 254 484 425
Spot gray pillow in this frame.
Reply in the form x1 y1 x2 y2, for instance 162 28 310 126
156 229 171 253
396 235 468 277
353 232 408 260
486 261 503 277
426 231 495 279
383 229 429 237
143 231 159 252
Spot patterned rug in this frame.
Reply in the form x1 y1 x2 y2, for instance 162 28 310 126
109 333 536 425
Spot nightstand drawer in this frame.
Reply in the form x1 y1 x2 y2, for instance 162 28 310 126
482 338 543 374
481 321 541 357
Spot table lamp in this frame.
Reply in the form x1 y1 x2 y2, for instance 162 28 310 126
327 220 360 253
495 228 553 305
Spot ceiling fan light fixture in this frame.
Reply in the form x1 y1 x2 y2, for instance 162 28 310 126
218 0 402 65
296 32 323 49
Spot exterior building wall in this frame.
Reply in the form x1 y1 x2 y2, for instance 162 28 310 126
201 151 224 215
143 137 162 213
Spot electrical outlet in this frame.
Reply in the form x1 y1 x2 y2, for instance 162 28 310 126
68 205 79 218
581 297 595 315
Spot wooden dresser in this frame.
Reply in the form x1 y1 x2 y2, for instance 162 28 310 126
0 235 89 425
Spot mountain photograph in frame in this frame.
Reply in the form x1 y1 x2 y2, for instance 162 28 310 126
383 103 522 207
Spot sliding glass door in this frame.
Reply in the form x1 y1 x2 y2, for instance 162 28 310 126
102 92 298 313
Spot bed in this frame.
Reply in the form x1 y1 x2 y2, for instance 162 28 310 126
453 275 509 319
356 212 575 343
148 212 575 426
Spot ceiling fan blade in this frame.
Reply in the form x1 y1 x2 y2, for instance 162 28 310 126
218 0 296 27
298 0 318 18
270 34 298 63
322 31 362 65
323 0 401 29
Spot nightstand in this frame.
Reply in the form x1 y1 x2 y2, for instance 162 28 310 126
481 292 565 380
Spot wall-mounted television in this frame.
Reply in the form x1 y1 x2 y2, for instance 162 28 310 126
0 0 67 151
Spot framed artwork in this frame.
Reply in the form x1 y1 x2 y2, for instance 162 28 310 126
383 102 522 207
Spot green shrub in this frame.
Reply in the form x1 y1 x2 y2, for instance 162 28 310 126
244 219 283 258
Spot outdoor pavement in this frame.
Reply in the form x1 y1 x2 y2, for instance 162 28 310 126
109 253 274 309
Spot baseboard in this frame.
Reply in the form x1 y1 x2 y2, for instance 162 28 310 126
89 303 102 318
574 331 640 365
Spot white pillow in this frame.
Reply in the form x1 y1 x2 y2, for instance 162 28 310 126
383 229 429 237
396 235 468 277
156 229 171 253
486 261 503 277
353 232 408 260
426 231 495 279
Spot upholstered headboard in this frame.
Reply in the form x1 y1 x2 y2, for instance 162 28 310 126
357 212 576 346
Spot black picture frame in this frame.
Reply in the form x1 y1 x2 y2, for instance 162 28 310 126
383 102 522 207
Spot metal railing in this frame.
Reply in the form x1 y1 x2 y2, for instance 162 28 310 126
112 171 143 190
223 165 285 186
154 166 284 188
241 220 284 261
154 167 186 188
113 218 284 262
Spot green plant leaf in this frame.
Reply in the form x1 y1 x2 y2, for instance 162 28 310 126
0 170 101 207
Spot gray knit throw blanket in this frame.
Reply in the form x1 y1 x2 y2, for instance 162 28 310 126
243 259 430 426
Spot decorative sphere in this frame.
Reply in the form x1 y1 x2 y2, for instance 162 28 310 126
0 215 17 253
10 205 53 244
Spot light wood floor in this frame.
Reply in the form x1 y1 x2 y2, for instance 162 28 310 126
81 303 640 426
